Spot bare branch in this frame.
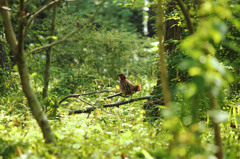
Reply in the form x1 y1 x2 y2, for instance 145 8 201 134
24 0 61 37
27 0 107 56
78 97 94 106
100 107 117 115
59 90 116 105
106 92 123 99
77 98 116 115
69 95 159 115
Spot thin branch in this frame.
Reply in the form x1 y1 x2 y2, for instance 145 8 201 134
42 4 58 100
106 92 123 99
77 98 116 115
59 90 116 105
27 0 107 56
100 107 117 115
79 90 116 96
69 95 159 115
78 97 94 106
157 0 172 105
23 0 60 37
175 0 194 34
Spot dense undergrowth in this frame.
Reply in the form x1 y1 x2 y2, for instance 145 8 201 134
0 77 239 158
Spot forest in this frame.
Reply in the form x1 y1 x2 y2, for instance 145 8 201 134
0 0 239 158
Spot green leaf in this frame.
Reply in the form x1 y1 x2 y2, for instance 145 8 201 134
47 36 58 40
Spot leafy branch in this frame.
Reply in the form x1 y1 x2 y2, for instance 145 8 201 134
27 0 107 56
24 0 61 38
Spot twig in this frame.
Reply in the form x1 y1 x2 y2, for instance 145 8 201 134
78 97 116 115
59 90 116 105
23 0 60 37
106 92 123 99
100 107 116 115
78 97 93 106
69 95 159 115
27 0 107 56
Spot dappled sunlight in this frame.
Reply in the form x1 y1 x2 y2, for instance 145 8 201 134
0 0 239 158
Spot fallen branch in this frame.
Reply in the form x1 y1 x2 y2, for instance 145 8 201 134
69 95 159 115
59 90 116 105
106 92 123 99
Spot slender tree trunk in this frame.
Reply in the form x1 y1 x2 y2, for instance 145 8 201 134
209 93 223 159
143 1 182 117
142 0 149 36
1 0 55 143
175 0 194 34
156 0 172 105
156 0 182 150
0 1 17 52
42 5 58 101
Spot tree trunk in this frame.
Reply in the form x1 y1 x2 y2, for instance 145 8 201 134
156 0 172 106
42 5 58 101
143 1 181 117
209 94 223 159
0 0 55 143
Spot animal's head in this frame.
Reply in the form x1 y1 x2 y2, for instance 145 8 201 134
118 73 126 80
135 85 141 92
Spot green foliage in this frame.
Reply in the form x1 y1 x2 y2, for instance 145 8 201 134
0 68 20 97
0 93 240 158
1 0 240 158
61 0 143 33
54 27 153 77
176 0 236 123
45 26 157 95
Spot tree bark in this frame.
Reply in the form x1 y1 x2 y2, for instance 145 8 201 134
1 0 55 143
42 4 58 100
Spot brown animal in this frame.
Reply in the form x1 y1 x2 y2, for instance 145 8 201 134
118 73 141 96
